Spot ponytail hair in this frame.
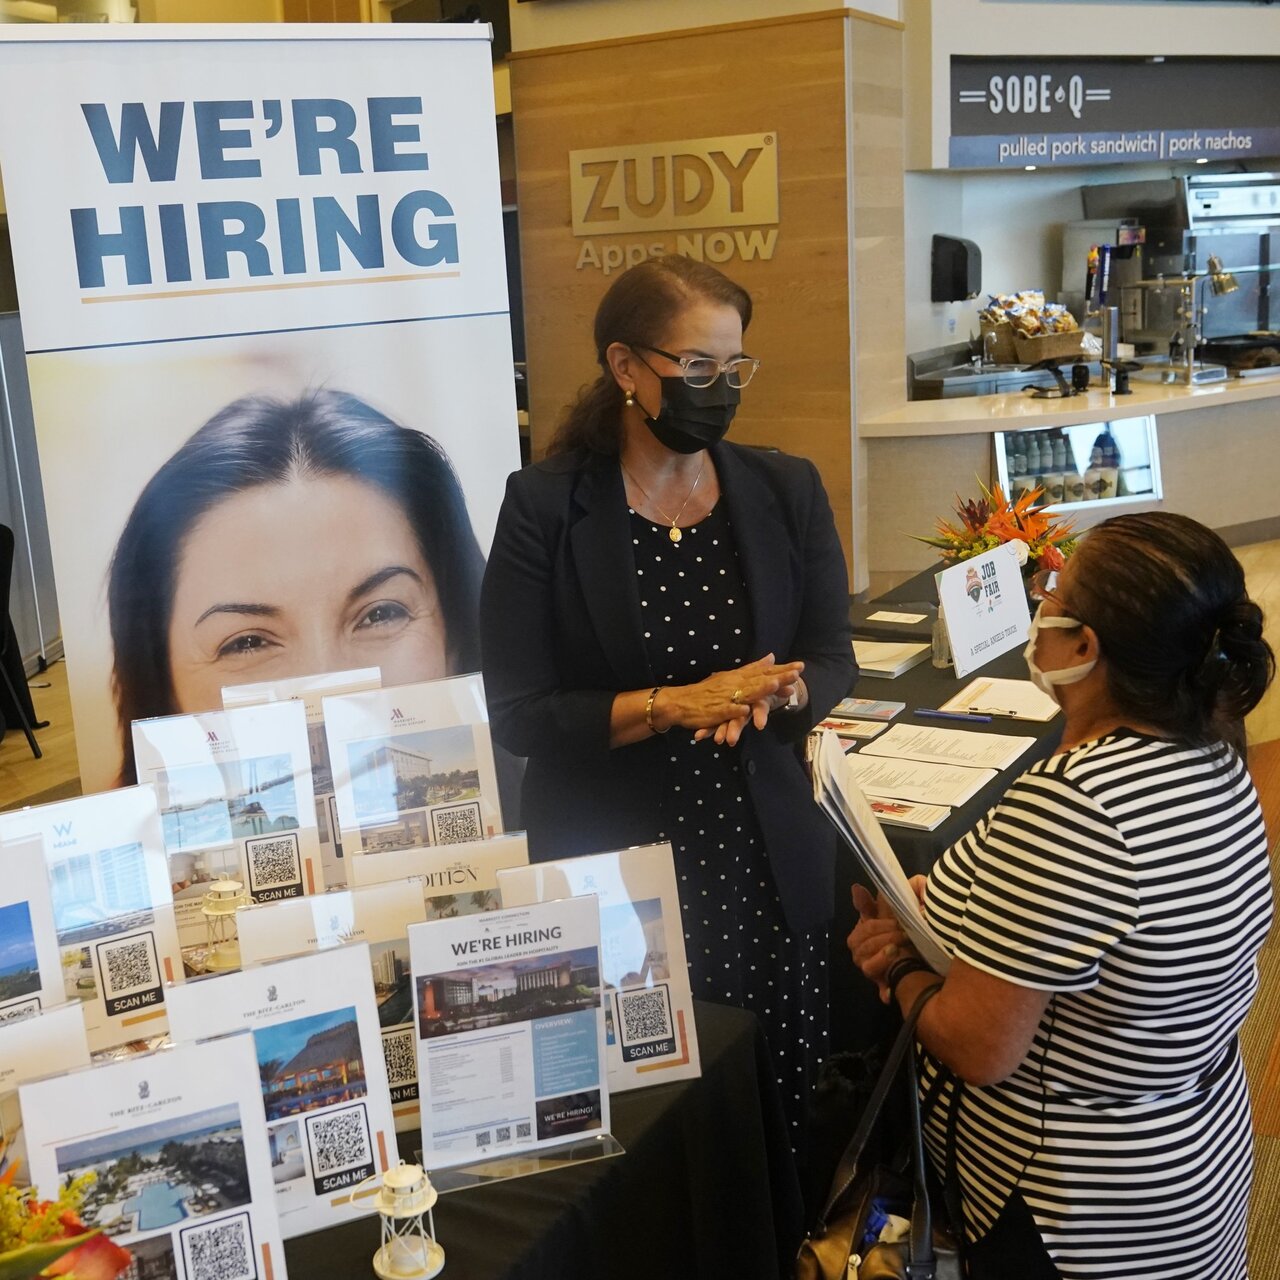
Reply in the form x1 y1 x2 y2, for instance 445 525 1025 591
547 255 752 457
1067 512 1274 753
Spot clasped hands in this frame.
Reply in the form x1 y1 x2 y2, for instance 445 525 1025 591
660 652 804 747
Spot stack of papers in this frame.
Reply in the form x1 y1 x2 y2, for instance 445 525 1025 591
816 716 887 742
811 732 951 973
939 677 1060 722
853 640 931 679
831 697 906 721
861 723 1037 772
844 753 996 808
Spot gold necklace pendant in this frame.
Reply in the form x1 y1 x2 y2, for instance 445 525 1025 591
669 526 682 544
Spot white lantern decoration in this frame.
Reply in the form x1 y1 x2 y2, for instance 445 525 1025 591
372 1163 444 1280
200 878 247 971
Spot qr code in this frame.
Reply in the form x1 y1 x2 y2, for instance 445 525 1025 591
430 802 482 846
617 986 673 1045
246 834 301 891
306 1106 372 1175
496 1126 511 1143
100 935 157 996
474 1130 491 1147
182 1214 255 1280
382 1027 417 1087
517 1121 531 1139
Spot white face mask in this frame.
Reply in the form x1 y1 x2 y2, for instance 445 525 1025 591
1023 608 1096 701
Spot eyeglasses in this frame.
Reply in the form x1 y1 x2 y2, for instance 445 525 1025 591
1028 568 1062 602
632 344 761 389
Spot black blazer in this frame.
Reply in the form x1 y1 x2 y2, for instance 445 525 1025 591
479 441 856 935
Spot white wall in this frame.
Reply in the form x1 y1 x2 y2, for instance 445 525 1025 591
510 0 900 53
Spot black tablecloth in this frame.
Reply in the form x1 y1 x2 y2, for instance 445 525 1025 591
285 1001 804 1280
829 571 1064 1052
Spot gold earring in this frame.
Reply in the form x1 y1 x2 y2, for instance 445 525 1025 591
624 390 635 407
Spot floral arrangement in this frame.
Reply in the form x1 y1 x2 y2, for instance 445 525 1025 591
916 482 1077 576
0 1168 131 1280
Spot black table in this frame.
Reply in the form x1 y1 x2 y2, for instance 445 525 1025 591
285 1001 803 1280
829 572 1064 1052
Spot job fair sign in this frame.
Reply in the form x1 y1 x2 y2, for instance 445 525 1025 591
0 27 520 791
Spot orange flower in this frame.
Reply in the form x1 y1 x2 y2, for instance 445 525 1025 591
1039 544 1066 572
41 1232 133 1279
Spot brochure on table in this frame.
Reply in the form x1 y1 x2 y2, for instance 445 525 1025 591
132 700 323 966
346 831 530 906
166 946 394 1238
409 896 608 1169
325 674 502 856
0 834 65 1022
237 880 438 1134
811 732 951 974
842 752 996 808
935 545 1032 679
21 1035 286 1280
0 1002 91 1188
222 667 382 892
497 843 701 1092
861 723 1036 773
0 787 183 1051
939 676 1059 722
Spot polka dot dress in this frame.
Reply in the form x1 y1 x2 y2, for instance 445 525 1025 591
630 503 828 1147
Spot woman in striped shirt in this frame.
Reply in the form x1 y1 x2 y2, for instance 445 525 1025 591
849 512 1274 1280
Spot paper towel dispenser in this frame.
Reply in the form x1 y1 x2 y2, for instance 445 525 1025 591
931 234 982 302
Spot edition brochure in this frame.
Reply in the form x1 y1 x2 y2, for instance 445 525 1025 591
409 897 608 1169
222 667 382 892
498 843 701 1092
0 787 184 1051
325 675 502 856
166 945 395 1239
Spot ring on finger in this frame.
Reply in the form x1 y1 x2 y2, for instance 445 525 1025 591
731 687 743 704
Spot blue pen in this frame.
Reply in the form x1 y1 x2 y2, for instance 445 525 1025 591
914 708 993 724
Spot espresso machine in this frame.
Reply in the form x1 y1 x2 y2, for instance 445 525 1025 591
1063 173 1280 384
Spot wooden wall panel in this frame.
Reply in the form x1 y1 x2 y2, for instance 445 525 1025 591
510 15 859 582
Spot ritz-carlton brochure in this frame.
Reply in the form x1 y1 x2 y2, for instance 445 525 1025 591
166 946 395 1239
131 700 323 967
409 897 608 1169
325 674 502 856
20 1034 287 1280
0 787 184 1051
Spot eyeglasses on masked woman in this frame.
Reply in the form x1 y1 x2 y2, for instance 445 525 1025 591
630 344 761 389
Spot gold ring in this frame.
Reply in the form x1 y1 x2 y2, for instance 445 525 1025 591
732 687 743 704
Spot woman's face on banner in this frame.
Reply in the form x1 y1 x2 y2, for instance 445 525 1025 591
166 473 449 711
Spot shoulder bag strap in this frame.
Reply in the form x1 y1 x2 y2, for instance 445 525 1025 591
813 982 942 1233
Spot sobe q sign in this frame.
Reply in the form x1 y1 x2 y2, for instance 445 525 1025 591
72 97 460 290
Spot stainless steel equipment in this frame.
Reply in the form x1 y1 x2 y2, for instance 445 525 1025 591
1064 173 1280 380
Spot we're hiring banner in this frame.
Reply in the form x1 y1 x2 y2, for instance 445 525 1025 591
0 27 519 791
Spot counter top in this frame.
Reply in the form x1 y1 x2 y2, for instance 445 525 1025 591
861 371 1280 438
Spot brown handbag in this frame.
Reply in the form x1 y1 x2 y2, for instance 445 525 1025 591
795 986 940 1280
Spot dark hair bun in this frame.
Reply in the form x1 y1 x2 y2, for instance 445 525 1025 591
1213 598 1274 721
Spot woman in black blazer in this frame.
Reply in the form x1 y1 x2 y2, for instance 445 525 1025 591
480 256 855 1147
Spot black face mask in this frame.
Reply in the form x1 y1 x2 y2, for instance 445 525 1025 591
643 376 740 455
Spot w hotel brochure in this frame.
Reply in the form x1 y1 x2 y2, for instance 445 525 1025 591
498 843 701 1092
166 946 395 1239
20 1034 287 1280
0 834 65 1022
408 896 608 1169
0 1002 91 1188
0 787 184 1051
935 545 1032 679
222 667 382 892
325 674 502 855
236 880 443 1135
131 700 324 966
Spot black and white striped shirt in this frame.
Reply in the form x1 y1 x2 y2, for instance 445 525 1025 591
921 730 1273 1279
